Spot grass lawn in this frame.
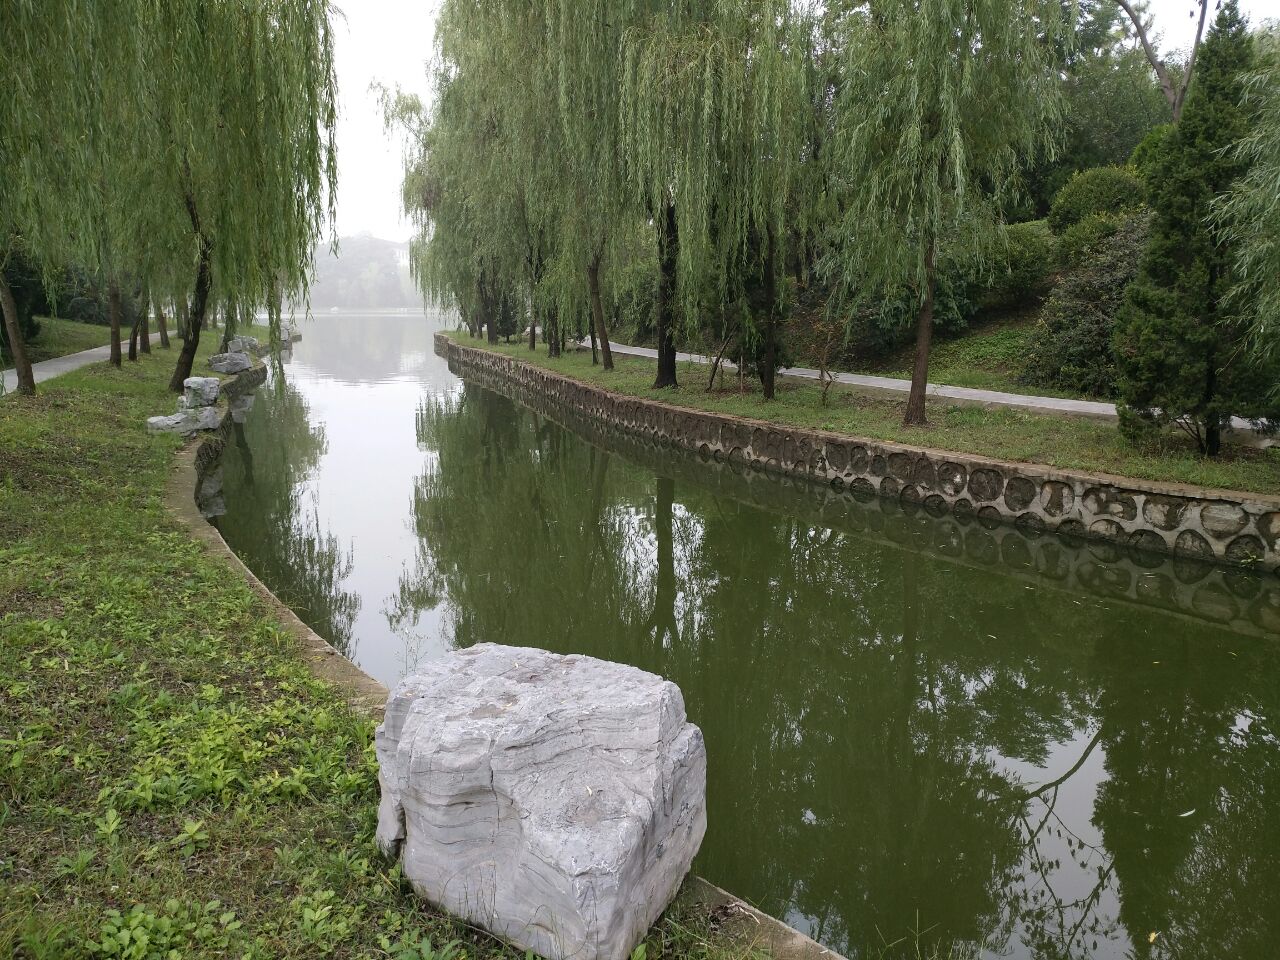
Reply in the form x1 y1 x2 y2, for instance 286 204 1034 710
0 344 739 959
2 317 113 368
456 331 1280 496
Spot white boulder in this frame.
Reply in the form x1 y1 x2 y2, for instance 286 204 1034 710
183 377 221 408
376 644 706 960
226 335 261 354
208 351 253 374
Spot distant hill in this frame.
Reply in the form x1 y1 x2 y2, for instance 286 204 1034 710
297 234 421 310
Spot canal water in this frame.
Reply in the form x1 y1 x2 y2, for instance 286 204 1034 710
216 311 1280 960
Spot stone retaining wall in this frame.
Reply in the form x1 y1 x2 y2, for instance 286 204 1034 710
437 334 1280 577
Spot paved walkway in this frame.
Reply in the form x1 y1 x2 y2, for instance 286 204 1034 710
598 340 1119 418
2 343 114 395
596 340 1269 438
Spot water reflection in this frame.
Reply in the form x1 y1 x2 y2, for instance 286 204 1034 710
217 315 1280 960
214 372 361 653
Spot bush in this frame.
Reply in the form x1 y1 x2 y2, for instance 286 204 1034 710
1020 212 1150 398
1057 212 1126 266
976 219 1057 309
1047 165 1146 234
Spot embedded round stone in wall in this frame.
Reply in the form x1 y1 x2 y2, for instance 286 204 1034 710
1174 528 1215 562
850 477 876 501
924 494 949 518
880 477 900 499
937 461 967 496
968 468 1004 503
1126 530 1169 566
870 454 888 478
825 441 849 473
727 446 745 463
1142 494 1191 531
1199 500 1248 540
1088 518 1124 540
888 452 914 482
1055 518 1086 544
1225 534 1265 565
911 456 937 491
830 476 845 490
1258 512 1280 552
697 444 712 461
849 445 870 475
953 497 975 519
1003 476 1037 512
977 505 1003 530
899 485 923 510
1083 487 1137 521
1015 512 1045 535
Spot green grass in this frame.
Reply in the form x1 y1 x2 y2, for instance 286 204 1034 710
2 316 113 367
0 344 746 959
457 331 1280 496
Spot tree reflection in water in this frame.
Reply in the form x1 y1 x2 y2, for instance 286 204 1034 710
215 371 361 654
389 385 1280 960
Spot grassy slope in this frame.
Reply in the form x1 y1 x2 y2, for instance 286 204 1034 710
0 345 736 959
2 317 113 368
460 332 1280 496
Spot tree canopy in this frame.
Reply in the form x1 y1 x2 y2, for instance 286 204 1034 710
0 0 338 395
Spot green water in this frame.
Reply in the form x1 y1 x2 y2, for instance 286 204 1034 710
216 313 1280 960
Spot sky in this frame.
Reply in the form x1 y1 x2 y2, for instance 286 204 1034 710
330 0 1277 243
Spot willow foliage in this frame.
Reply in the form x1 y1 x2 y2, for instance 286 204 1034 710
1 0 338 392
619 2 813 325
1219 26 1280 364
823 0 1066 309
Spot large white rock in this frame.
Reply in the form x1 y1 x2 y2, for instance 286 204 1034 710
376 644 706 960
226 335 261 354
208 351 253 374
183 377 221 408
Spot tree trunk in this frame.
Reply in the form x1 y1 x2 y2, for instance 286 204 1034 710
528 305 537 350
761 226 779 401
109 282 123 368
139 298 151 354
156 298 170 348
653 201 679 389
168 237 212 392
903 238 936 426
589 320 598 364
0 271 36 395
588 253 613 371
128 300 141 362
546 306 561 358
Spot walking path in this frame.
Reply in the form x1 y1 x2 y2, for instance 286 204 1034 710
1 343 114 395
596 340 1270 439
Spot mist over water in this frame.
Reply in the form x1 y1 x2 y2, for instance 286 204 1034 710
216 311 1280 960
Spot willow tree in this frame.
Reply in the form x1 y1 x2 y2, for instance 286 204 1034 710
156 0 338 391
824 1 1064 425
0 2 107 395
394 2 555 350
1220 26 1280 366
619 3 812 392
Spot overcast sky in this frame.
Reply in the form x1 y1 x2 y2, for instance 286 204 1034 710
330 0 1277 242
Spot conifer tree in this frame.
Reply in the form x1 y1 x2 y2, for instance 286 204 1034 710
1114 1 1279 456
